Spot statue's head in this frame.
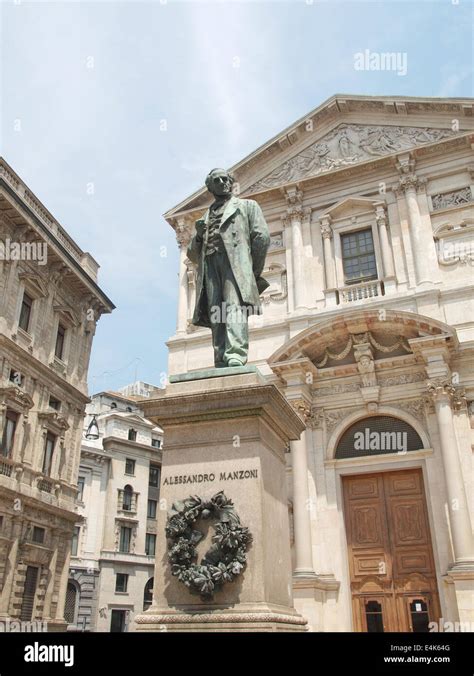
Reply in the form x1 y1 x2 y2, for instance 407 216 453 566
205 168 234 197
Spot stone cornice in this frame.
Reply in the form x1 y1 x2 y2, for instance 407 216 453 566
0 385 34 412
0 334 91 404
0 159 115 314
142 380 305 443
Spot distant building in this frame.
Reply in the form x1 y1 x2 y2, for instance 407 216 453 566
117 381 162 400
0 158 114 630
67 386 163 632
164 95 474 631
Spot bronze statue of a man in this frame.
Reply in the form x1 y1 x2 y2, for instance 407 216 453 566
187 168 270 368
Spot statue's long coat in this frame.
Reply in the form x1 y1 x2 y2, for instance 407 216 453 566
187 196 270 329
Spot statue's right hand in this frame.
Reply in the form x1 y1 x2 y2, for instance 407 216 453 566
195 219 206 240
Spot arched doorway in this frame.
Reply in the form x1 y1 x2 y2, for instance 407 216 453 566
338 418 440 632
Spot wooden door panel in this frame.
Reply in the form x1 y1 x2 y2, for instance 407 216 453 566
345 475 382 500
385 470 423 496
352 550 390 579
388 499 429 546
350 502 386 549
343 469 440 633
393 547 434 576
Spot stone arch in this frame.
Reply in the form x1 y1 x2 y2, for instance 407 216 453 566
326 406 431 461
269 308 457 365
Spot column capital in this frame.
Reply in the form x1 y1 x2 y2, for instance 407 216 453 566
396 173 427 195
308 407 324 429
426 378 465 406
284 186 304 219
319 216 333 239
289 397 311 424
302 206 313 225
374 202 387 226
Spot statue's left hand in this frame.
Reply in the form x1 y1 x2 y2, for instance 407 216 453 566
195 219 206 240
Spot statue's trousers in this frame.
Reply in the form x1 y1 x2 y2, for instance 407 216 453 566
203 249 249 367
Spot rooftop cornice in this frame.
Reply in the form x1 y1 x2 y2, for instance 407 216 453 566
0 157 115 313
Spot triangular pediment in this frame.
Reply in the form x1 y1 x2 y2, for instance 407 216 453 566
246 123 456 193
53 304 79 327
18 272 48 298
164 94 473 221
322 196 383 220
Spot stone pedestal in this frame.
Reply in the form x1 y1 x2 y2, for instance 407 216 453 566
134 370 307 632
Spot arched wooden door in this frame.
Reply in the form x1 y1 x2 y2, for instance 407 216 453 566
342 469 441 632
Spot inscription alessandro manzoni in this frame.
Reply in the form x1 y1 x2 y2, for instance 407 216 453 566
162 469 258 486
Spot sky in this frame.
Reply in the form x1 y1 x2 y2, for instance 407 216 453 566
1 0 472 394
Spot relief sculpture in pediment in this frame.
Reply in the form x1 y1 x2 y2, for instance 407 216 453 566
248 124 456 191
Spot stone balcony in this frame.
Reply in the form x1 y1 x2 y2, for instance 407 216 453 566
339 279 384 303
0 462 78 513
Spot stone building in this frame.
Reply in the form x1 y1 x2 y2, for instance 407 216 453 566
164 95 474 631
67 385 163 632
0 158 114 630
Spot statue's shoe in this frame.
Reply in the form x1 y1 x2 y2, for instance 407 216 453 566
227 358 244 367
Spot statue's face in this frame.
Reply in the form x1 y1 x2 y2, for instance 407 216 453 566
208 170 233 197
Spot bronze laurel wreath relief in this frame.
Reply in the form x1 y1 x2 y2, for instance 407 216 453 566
165 491 252 598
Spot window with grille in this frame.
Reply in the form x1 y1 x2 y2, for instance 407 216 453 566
64 582 77 625
341 229 377 284
20 566 39 621
335 416 423 459
128 428 137 442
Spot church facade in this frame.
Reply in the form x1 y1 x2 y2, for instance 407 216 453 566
164 95 474 632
